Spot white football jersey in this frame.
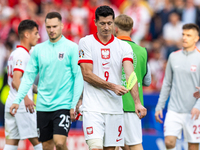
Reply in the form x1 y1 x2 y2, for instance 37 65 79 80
78 34 133 114
5 45 33 112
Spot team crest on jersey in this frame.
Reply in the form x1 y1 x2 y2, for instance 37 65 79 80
101 48 110 59
16 60 22 66
86 127 93 135
191 65 197 72
79 49 84 58
58 52 64 61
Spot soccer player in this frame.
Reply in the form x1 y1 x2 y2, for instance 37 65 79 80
4 20 42 150
114 14 151 150
78 6 147 150
10 12 83 150
155 23 200 150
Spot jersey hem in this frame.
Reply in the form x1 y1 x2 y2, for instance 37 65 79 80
78 59 93 65
122 58 133 63
123 110 136 113
13 68 24 73
82 110 124 114
36 107 71 112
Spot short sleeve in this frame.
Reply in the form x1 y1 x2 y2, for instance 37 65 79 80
78 37 93 64
122 42 133 63
13 51 29 73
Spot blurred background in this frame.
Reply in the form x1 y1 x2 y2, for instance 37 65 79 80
0 0 200 149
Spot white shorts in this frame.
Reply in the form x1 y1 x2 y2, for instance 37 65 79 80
83 111 124 147
124 112 142 145
164 110 200 143
5 111 38 140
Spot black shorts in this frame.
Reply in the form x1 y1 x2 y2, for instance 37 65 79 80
37 109 71 142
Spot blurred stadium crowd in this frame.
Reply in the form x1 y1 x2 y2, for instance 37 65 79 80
0 0 200 95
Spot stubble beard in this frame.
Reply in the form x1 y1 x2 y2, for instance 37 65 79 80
49 33 62 41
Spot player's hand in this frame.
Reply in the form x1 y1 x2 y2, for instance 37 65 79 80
70 108 76 122
113 85 129 96
135 103 147 119
193 87 200 99
155 110 163 123
75 99 82 114
191 108 200 120
24 97 35 113
10 104 19 116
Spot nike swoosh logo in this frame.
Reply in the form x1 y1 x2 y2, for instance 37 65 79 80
102 62 109 66
116 138 122 142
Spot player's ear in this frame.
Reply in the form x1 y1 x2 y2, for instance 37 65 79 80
194 32 199 42
114 25 118 34
24 31 29 39
195 36 200 43
94 19 97 26
61 22 64 30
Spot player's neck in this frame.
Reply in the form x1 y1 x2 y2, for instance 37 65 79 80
183 45 196 52
117 32 131 38
20 41 31 51
97 33 112 44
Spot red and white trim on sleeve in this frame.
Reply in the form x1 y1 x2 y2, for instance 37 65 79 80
122 58 133 63
78 60 93 65
16 45 30 54
93 33 114 46
13 68 24 73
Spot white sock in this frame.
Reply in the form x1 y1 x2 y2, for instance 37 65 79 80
167 147 176 150
34 143 43 150
3 144 18 150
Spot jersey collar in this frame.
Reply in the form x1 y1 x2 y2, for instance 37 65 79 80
93 33 114 46
182 46 198 55
16 45 29 54
48 35 65 45
117 36 132 41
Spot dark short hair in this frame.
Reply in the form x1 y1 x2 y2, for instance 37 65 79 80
18 19 38 39
95 5 115 21
183 23 199 33
45 12 62 22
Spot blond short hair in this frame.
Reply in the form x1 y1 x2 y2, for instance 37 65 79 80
114 14 133 31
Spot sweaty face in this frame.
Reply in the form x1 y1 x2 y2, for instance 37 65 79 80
45 18 63 42
95 15 114 37
182 29 199 50
29 27 40 46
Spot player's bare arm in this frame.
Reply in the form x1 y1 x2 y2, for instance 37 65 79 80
192 87 200 120
70 108 76 122
75 93 83 114
80 63 128 96
10 70 35 115
33 84 38 94
123 60 147 119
